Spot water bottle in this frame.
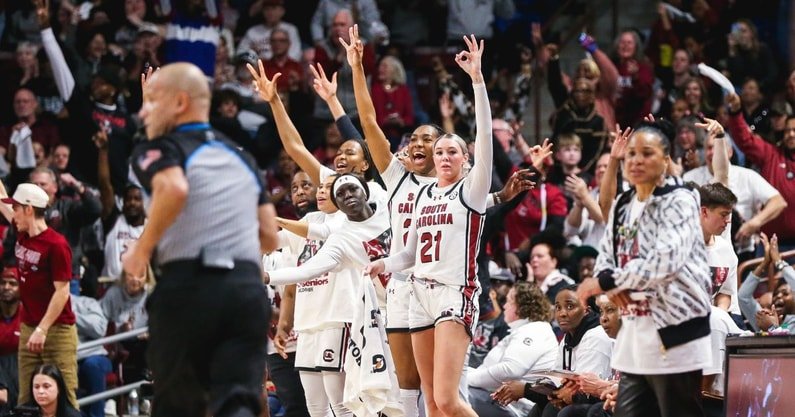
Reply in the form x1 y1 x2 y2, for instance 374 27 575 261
129 389 140 416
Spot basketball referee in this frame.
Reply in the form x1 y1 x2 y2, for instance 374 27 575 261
122 63 279 417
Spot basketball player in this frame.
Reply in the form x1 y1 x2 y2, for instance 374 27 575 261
367 35 492 417
264 174 394 413
270 173 354 417
333 25 538 417
247 61 387 204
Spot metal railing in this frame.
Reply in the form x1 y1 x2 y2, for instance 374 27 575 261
736 249 795 284
76 327 149 407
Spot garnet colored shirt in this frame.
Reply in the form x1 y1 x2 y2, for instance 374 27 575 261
16 228 74 326
0 308 20 355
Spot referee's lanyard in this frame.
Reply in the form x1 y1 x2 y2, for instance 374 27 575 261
175 122 211 132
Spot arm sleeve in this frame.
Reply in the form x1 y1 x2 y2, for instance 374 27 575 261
463 83 493 213
738 271 763 332
601 192 703 291
547 58 568 109
336 114 363 141
40 28 75 100
307 223 331 240
50 238 74 282
269 238 343 285
383 214 418 273
726 111 775 166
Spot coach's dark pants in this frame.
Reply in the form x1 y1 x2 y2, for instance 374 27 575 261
148 260 269 417
614 371 704 417
268 352 310 417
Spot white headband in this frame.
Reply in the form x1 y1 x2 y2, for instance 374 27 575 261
332 175 367 201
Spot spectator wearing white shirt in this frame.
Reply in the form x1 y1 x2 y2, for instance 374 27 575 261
683 132 787 259
469 283 558 417
237 0 302 62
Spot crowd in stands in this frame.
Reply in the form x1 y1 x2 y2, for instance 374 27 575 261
0 0 793 416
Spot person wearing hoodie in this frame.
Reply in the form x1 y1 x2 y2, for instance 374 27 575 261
71 294 110 417
99 267 151 383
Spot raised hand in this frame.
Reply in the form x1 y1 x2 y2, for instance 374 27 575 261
338 24 364 68
247 59 281 103
694 116 725 140
500 169 536 201
454 34 484 83
439 93 454 119
308 63 338 101
565 175 589 201
32 0 51 29
611 124 632 160
140 65 159 96
528 138 554 171
725 93 741 113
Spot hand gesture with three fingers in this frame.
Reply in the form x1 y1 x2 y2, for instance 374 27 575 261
338 24 364 68
308 63 338 102
528 138 554 171
611 124 632 160
247 60 281 103
141 65 159 96
455 34 484 82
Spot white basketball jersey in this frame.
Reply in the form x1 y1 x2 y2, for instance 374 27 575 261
281 211 356 332
381 158 434 277
412 180 484 288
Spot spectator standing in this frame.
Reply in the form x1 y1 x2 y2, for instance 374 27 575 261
159 0 221 79
0 89 61 189
444 0 515 79
263 28 307 94
739 78 772 141
0 183 78 409
726 93 795 250
371 56 414 150
311 0 385 45
683 126 786 262
612 30 654 128
552 78 607 172
725 19 778 93
313 10 375 122
237 0 302 62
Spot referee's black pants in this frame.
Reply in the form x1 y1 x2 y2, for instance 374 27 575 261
614 371 704 417
147 260 270 417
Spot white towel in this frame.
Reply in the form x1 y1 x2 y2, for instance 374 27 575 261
343 275 404 417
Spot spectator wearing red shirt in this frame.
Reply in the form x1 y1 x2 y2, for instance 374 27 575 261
0 267 21 411
613 30 654 128
371 56 414 150
726 93 795 249
264 28 306 94
503 158 568 252
0 183 77 409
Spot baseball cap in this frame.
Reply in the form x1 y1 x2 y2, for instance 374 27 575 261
1 183 49 208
